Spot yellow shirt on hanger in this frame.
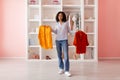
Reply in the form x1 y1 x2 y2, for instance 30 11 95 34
38 25 53 49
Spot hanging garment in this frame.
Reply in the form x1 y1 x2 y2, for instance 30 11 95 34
73 31 89 54
38 25 53 49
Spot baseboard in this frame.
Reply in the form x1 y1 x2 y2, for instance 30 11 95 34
99 57 120 60
0 57 26 60
0 57 120 60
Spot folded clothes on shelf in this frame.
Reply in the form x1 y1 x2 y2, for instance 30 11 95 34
30 54 39 59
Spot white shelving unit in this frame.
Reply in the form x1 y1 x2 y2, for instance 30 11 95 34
26 0 98 62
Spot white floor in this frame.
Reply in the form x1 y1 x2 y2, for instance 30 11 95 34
0 59 120 80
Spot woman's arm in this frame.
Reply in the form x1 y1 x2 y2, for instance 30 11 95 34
67 17 75 34
50 26 57 34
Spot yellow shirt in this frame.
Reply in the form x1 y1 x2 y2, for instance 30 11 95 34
38 25 53 49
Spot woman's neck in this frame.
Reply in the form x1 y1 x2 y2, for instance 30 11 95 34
59 21 63 25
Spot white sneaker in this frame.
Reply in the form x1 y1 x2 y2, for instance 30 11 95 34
58 69 64 74
65 71 71 77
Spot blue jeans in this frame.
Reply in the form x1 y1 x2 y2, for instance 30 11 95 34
56 40 70 71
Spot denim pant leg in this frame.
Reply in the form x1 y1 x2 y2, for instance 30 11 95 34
62 40 70 71
56 40 64 69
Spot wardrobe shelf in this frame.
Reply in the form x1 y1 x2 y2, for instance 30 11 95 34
28 5 40 8
84 19 95 22
86 33 95 35
27 0 98 62
85 5 95 8
29 45 40 47
42 19 56 22
63 5 81 8
42 5 61 8
28 32 38 34
29 19 40 22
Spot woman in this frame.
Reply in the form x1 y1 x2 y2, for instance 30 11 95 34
51 11 73 77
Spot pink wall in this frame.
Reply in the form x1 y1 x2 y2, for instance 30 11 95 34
0 0 26 57
0 0 120 58
99 0 120 57
0 0 4 57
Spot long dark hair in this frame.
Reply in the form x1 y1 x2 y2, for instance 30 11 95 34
56 11 67 22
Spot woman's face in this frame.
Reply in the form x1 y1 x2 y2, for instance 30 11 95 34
58 13 63 21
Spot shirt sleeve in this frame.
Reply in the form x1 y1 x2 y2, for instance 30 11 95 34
67 21 75 34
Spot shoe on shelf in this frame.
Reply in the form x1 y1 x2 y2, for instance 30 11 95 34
46 56 51 60
65 71 71 77
58 69 64 74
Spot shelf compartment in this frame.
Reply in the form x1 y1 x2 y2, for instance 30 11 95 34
28 34 39 46
41 22 56 29
42 7 61 21
41 0 61 5
84 8 95 20
84 22 94 33
28 21 39 33
52 34 56 46
68 34 75 46
87 34 94 46
28 7 40 19
63 0 81 5
41 48 57 60
84 0 95 5
84 47 95 59
28 47 40 59
68 47 79 60
63 6 81 13
28 0 40 5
